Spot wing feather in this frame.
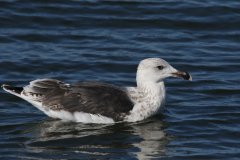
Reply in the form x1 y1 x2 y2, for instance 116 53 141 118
25 79 134 122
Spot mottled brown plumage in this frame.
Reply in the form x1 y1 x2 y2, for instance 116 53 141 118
25 79 134 122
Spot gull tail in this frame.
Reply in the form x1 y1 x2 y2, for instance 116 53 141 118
2 84 24 98
2 84 45 113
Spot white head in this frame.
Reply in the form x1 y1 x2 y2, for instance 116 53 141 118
136 58 192 85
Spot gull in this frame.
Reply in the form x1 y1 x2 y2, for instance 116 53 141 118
2 58 192 123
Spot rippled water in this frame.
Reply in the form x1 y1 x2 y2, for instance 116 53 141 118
1 0 240 159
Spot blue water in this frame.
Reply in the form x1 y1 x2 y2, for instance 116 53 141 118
1 0 240 159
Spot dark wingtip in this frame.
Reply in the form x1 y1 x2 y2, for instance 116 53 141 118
2 84 10 89
2 84 23 94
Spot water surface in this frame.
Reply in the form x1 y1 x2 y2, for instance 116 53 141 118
1 0 240 159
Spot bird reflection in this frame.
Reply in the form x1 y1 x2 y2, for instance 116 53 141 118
20 115 174 159
129 118 172 159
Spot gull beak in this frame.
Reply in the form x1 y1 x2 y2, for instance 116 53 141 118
171 70 192 81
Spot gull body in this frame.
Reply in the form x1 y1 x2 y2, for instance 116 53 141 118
2 58 192 123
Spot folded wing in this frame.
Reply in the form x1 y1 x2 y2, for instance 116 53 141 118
25 79 134 122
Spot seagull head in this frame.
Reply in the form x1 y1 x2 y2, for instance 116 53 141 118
136 58 192 84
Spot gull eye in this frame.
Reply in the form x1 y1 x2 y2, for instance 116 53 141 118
157 66 163 70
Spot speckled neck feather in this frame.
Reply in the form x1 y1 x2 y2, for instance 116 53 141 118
124 81 166 122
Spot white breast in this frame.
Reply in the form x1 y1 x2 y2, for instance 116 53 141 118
124 82 166 122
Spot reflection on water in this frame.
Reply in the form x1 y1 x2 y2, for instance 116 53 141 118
130 120 171 159
19 116 173 159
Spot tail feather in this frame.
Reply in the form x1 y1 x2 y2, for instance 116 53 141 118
2 79 62 102
2 84 23 95
2 84 45 113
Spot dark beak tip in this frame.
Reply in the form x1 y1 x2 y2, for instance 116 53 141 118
172 71 192 81
183 72 192 81
188 73 192 81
